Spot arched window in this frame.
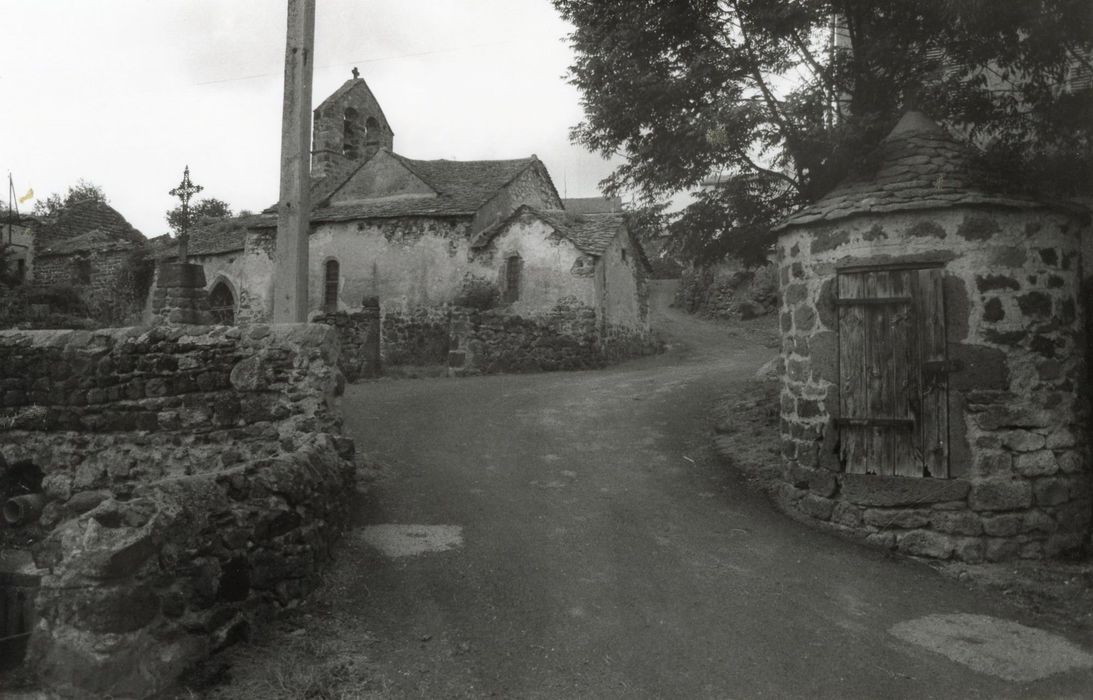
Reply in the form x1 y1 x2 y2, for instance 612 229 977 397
324 259 340 312
364 116 381 150
503 255 522 303
342 107 360 159
208 280 235 325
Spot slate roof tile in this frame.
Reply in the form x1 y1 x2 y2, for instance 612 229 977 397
471 205 624 257
34 199 145 255
258 150 541 225
774 111 1050 230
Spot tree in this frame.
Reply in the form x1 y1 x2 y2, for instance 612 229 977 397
32 179 107 217
166 197 233 236
554 0 1093 265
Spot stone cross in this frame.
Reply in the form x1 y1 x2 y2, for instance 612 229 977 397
273 0 316 323
169 165 203 263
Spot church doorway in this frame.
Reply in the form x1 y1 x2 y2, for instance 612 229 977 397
209 280 235 325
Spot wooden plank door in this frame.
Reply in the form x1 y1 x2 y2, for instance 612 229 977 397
837 267 948 477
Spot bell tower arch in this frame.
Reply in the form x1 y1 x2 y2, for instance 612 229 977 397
311 70 394 178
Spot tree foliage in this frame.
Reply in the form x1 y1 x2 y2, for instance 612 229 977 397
166 197 233 235
554 0 1093 265
32 179 108 217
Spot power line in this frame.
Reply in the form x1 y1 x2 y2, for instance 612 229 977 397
190 39 531 88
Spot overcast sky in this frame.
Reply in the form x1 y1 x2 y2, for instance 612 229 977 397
0 0 631 237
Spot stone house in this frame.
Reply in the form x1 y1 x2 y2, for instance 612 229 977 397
469 205 650 337
30 199 148 320
772 110 1091 562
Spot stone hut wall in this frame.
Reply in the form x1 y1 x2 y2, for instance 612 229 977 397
776 206 1091 562
0 324 354 697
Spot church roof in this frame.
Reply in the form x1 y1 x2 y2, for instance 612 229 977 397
154 214 269 259
774 111 1048 231
34 199 145 255
258 151 552 224
564 196 623 214
471 205 624 256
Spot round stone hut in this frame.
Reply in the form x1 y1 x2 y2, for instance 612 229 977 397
773 111 1091 562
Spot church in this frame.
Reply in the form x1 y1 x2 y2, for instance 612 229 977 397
174 75 652 365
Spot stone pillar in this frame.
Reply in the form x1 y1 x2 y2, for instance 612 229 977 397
153 263 213 325
447 308 474 376
359 296 382 379
272 0 316 323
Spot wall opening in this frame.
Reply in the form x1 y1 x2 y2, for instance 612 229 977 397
836 264 949 477
74 258 92 285
502 255 522 304
324 259 340 312
208 280 236 325
342 107 360 159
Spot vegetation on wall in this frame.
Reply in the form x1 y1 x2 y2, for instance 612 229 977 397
453 275 501 310
32 180 108 217
554 0 1093 266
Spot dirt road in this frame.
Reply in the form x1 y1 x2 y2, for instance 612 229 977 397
204 281 1093 698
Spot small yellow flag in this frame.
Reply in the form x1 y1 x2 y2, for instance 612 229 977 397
17 188 33 204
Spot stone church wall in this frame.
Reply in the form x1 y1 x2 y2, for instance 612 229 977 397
0 324 354 697
775 206 1091 562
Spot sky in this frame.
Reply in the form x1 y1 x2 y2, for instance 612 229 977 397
0 0 632 237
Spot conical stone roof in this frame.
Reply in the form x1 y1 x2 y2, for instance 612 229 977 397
774 111 1045 230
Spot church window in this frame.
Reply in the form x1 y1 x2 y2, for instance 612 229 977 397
503 255 522 303
324 259 340 312
208 281 235 325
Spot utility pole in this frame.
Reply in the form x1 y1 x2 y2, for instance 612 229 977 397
272 0 316 323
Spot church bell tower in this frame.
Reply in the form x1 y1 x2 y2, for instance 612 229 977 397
311 69 395 178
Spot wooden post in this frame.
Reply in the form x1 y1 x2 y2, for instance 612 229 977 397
273 0 316 323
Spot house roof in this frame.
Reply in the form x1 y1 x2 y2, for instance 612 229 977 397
34 199 145 256
256 150 556 226
154 215 268 259
774 111 1052 231
563 196 623 214
472 205 624 257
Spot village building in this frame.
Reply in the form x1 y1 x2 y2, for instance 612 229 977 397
169 75 654 369
773 110 1091 562
29 199 148 322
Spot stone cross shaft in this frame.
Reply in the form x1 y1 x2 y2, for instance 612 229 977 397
169 165 203 263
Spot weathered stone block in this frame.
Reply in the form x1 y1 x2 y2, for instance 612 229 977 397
968 479 1032 511
1023 510 1057 534
975 404 1055 430
985 537 1022 561
807 469 837 497
841 475 969 507
1001 430 1046 453
1045 533 1085 557
783 283 807 305
897 530 955 559
1033 478 1071 506
863 508 930 529
1045 428 1078 450
973 451 1012 478
1013 450 1057 477
952 538 986 563
1055 451 1084 474
930 510 983 535
831 502 862 527
793 305 816 332
981 513 1024 537
798 494 835 521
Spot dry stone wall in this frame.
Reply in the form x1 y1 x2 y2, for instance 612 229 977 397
312 298 381 381
0 323 354 697
775 206 1091 562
